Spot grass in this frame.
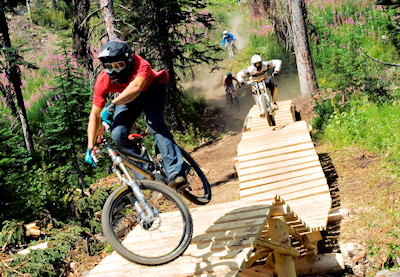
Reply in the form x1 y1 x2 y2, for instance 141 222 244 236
320 97 400 175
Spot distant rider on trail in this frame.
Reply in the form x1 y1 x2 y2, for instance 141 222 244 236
221 30 237 53
84 40 188 188
236 54 282 110
223 72 239 104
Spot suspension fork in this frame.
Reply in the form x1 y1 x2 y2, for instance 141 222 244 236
106 145 156 223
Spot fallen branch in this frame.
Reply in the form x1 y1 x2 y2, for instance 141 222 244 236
360 47 400 67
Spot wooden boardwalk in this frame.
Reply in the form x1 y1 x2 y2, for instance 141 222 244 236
88 100 332 276
238 100 331 231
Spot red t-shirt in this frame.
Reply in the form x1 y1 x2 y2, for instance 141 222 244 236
224 75 237 85
93 54 169 108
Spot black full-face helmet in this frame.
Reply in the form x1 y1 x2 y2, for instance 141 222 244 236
98 40 133 83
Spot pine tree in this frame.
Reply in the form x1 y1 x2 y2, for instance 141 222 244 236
41 49 92 192
116 0 222 129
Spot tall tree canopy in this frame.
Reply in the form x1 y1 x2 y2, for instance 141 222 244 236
113 0 222 128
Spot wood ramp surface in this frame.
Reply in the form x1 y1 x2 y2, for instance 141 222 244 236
238 100 331 231
88 100 332 276
88 198 281 276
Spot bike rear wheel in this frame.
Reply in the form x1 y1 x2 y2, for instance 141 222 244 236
101 181 193 265
180 148 212 205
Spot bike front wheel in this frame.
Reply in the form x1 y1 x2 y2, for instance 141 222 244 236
101 181 193 265
180 148 212 205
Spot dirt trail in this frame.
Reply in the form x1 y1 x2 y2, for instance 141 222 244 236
187 11 303 206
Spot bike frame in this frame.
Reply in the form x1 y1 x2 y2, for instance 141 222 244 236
250 76 274 115
93 124 159 225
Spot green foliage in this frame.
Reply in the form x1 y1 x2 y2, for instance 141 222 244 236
74 187 111 233
307 0 399 93
172 124 207 150
0 220 25 250
0 125 36 223
38 48 92 189
180 94 208 130
31 0 72 30
321 96 400 171
2 225 104 277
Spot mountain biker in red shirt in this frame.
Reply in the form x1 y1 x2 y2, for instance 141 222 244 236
223 72 239 104
85 40 187 188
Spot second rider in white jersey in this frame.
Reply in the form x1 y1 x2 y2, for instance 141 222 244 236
237 54 282 110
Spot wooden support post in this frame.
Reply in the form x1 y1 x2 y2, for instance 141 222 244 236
268 216 297 277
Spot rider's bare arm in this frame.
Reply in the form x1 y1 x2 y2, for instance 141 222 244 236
112 76 147 106
87 104 102 149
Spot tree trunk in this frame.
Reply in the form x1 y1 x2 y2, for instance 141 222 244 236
72 0 93 72
99 0 118 40
26 0 31 24
290 0 318 98
0 1 34 154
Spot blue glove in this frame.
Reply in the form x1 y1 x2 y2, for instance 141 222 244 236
85 148 96 167
100 102 116 124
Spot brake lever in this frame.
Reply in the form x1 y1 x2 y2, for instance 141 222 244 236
102 121 111 132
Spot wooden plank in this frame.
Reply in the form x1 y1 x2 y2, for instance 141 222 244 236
239 166 323 190
239 161 322 183
241 121 308 140
241 120 307 137
238 134 312 156
240 177 328 198
238 132 310 150
237 142 315 163
239 149 318 170
239 155 320 177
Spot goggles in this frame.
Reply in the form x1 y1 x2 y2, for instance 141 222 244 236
103 61 126 74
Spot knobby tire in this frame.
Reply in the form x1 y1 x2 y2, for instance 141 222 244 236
179 148 212 205
101 181 193 265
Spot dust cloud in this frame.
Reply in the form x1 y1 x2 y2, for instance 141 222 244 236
185 11 301 132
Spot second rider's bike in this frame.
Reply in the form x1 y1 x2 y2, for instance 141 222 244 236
226 85 240 111
245 76 277 126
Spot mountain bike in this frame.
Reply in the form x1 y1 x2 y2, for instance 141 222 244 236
91 122 210 265
225 84 240 111
245 76 277 126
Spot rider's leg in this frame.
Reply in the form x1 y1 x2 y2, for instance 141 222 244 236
267 80 279 110
225 85 230 104
143 84 187 186
111 104 142 157
111 101 146 179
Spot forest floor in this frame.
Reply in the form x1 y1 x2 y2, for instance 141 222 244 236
8 13 400 277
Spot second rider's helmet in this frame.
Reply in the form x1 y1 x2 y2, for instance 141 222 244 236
227 72 232 76
98 40 133 83
223 30 228 37
251 54 263 71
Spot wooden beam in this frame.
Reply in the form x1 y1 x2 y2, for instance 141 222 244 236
294 253 345 275
289 227 318 255
256 238 300 258
306 231 323 243
245 249 271 267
